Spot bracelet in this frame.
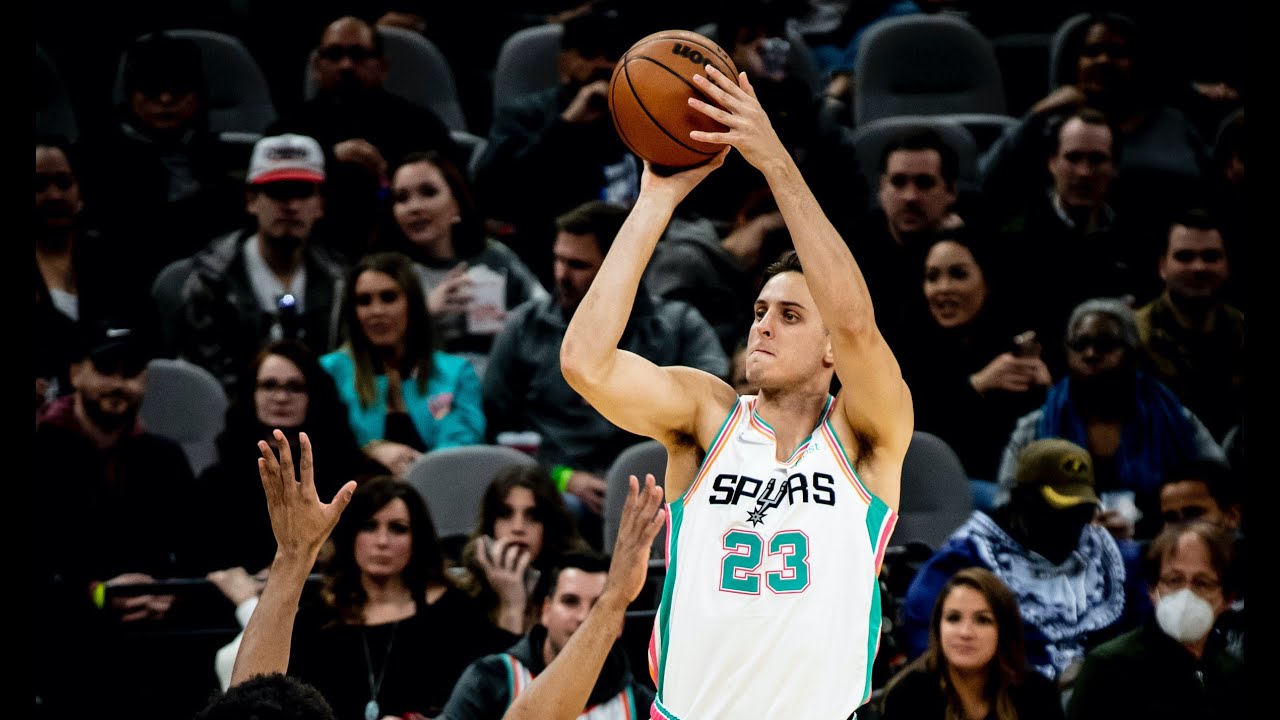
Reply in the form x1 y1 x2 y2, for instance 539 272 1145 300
90 581 107 610
551 465 573 493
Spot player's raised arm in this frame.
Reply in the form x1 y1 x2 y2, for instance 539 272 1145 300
560 153 736 448
689 66 912 506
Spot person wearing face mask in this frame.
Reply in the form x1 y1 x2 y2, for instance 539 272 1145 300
1066 520 1243 719
995 298 1225 540
889 231 1050 500
902 438 1151 686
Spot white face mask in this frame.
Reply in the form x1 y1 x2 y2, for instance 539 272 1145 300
1155 588 1216 643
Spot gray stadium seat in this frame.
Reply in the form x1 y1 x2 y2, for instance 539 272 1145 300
36 42 79 142
139 358 229 477
405 444 539 542
492 23 564 109
603 440 668 556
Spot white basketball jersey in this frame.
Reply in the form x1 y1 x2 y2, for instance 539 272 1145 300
650 396 897 719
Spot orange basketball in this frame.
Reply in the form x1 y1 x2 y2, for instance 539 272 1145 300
608 30 739 169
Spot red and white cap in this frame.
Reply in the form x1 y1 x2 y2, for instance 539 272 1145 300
247 133 325 185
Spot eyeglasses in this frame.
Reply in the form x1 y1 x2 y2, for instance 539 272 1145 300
259 182 321 202
35 173 75 192
256 378 308 395
1067 334 1125 354
1158 573 1221 597
887 173 940 191
317 44 377 63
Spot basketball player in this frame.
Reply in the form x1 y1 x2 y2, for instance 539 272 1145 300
560 65 913 719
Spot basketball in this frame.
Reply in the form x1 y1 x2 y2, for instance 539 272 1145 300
608 30 740 170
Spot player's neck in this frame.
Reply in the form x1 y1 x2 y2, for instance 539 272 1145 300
754 386 830 457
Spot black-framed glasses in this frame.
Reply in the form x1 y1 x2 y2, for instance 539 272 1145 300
35 173 75 192
1067 334 1125 354
887 173 940 191
259 182 321 202
256 378 308 395
317 44 377 63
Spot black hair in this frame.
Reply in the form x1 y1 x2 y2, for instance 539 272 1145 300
532 549 611 607
195 673 336 720
879 127 960 186
1161 459 1238 513
554 200 630 255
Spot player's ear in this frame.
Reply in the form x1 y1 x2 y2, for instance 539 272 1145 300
823 337 835 368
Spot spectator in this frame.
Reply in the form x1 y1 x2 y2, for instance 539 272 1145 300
472 8 636 283
851 127 965 323
321 251 485 477
384 150 547 377
440 550 654 719
890 231 1051 500
75 31 246 282
880 567 1064 720
200 339 386 573
454 465 592 635
289 477 511 719
903 438 1150 684
1066 520 1244 719
997 108 1145 348
35 136 153 403
997 298 1226 539
1159 460 1242 532
271 15 462 259
34 317 207 718
1136 209 1244 441
482 200 726 529
981 12 1209 241
154 133 346 397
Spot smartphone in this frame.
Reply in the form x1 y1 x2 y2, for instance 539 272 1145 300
1012 330 1041 358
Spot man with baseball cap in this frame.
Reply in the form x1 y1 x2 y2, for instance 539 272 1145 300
35 316 209 717
153 133 347 395
901 437 1152 683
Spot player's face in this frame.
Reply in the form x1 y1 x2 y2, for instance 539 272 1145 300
493 487 545 561
747 272 832 390
878 149 955 238
392 159 461 254
552 231 605 313
923 240 988 330
939 585 999 673
354 498 413 582
1159 226 1228 301
540 568 608 661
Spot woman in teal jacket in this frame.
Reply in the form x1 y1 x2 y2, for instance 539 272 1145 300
322 251 484 476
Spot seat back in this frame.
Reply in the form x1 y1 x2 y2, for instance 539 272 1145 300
1047 12 1093 91
492 23 564 110
113 29 276 135
405 444 539 542
303 26 468 133
854 14 1006 126
35 42 79 142
602 440 668 555
140 358 229 476
893 431 973 551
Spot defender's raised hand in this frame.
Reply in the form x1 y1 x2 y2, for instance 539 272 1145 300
257 430 355 560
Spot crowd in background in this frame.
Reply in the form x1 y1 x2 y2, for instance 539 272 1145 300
34 1 1245 718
